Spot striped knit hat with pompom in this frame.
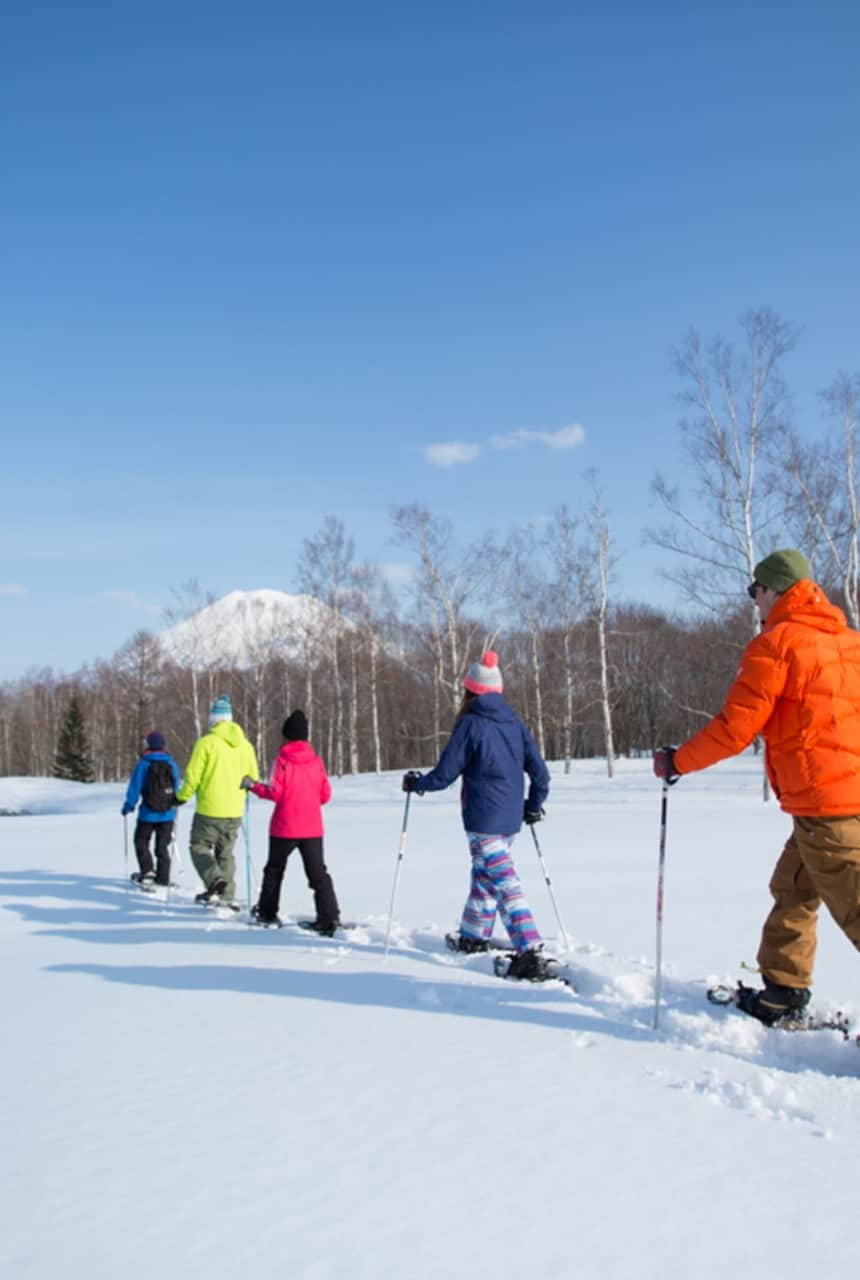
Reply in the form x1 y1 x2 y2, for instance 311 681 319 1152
463 650 503 695
208 694 233 727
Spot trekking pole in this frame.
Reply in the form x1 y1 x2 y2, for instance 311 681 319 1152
383 792 412 961
243 792 253 910
123 814 129 887
167 818 180 905
530 824 570 953
653 777 669 1031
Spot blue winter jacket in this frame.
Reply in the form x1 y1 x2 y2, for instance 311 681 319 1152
416 693 550 834
122 751 181 823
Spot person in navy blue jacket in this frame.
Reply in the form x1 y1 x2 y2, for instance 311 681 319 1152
121 731 181 887
403 651 552 980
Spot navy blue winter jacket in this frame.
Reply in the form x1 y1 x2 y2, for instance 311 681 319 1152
416 693 550 834
122 751 181 823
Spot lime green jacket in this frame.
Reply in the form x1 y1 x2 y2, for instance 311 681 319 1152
177 722 259 818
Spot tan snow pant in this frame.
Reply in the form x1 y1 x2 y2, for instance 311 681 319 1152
757 815 860 989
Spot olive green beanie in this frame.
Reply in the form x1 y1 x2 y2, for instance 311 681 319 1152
753 549 812 593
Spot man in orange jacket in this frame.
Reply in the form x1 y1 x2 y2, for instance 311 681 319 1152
654 549 860 1025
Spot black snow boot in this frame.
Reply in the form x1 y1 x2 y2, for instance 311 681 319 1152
735 979 811 1026
130 871 155 887
445 932 490 954
305 918 339 937
504 948 553 982
250 903 283 928
195 878 228 905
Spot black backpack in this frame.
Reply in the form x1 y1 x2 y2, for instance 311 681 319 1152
142 758 176 813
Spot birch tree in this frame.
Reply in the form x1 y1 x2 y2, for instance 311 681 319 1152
349 562 396 774
505 526 551 756
780 372 860 627
648 307 797 635
162 580 218 737
391 504 500 749
648 308 796 800
581 476 616 777
544 504 585 774
298 517 354 776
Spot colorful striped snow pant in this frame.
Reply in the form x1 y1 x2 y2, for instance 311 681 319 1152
460 832 541 955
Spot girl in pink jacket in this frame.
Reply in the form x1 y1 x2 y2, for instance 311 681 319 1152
242 711 341 932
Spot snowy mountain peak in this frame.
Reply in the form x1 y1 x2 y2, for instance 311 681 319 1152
158 588 339 669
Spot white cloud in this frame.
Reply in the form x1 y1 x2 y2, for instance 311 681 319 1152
0 584 26 596
102 590 162 616
489 423 586 451
423 441 481 467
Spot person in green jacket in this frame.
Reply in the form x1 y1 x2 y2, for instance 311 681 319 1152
176 694 259 907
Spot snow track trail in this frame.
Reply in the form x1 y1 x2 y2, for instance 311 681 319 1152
1 764 857 1280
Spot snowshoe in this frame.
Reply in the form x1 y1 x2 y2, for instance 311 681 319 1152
707 982 852 1037
130 871 156 893
297 919 343 937
445 932 512 955
249 904 283 928
494 948 574 989
735 979 810 1026
195 878 237 909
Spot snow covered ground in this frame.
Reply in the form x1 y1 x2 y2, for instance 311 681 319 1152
1 756 857 1280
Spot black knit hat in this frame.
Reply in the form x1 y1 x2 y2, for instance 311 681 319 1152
282 710 309 741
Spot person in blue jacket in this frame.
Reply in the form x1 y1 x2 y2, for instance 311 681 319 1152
402 651 552 980
121 731 181 887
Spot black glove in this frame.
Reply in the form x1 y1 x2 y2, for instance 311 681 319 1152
121 805 132 817
402 770 423 794
523 804 544 825
239 775 255 791
653 746 680 785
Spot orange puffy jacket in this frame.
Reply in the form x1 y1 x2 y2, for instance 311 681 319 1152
674 581 860 816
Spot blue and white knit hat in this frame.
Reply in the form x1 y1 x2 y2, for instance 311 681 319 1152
209 694 233 726
463 650 503 695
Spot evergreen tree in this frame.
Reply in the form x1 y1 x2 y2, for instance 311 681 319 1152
53 695 95 782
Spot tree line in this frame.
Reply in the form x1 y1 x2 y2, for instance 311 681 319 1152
2 307 858 784
1 593 753 785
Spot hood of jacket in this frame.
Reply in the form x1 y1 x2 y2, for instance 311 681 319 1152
209 721 248 750
765 579 846 636
467 692 517 724
278 740 318 765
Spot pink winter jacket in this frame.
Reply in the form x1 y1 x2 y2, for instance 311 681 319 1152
250 741 332 838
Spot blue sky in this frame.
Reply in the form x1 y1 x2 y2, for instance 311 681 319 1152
2 1 859 680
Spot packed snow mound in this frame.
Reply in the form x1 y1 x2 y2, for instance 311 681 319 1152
158 588 349 668
0 776 117 815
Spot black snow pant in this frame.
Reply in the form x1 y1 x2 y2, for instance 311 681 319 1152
258 836 340 926
134 819 174 885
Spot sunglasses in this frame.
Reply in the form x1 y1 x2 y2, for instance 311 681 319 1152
747 581 766 600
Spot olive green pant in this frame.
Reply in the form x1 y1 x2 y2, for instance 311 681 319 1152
190 813 242 901
757 815 860 989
